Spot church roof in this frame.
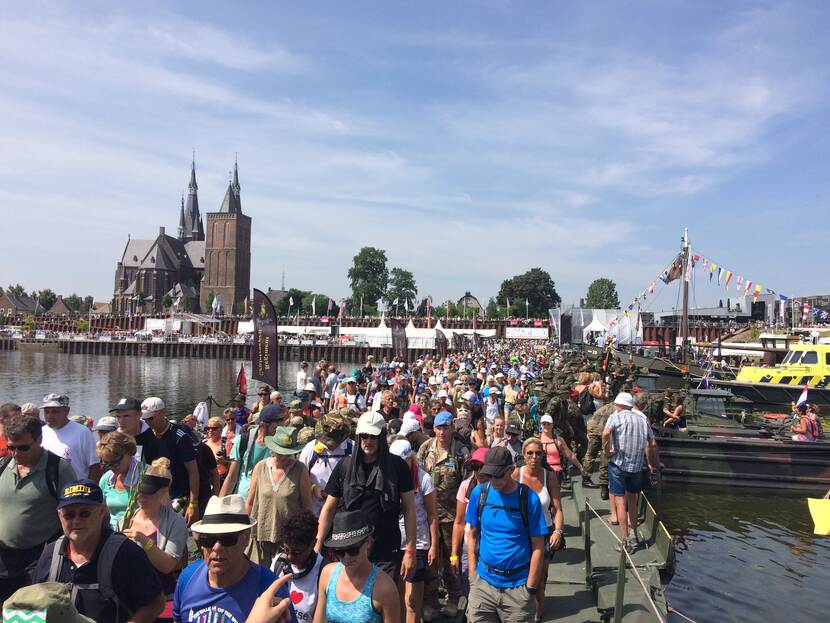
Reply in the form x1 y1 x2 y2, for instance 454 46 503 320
184 241 205 269
219 160 242 214
120 239 155 268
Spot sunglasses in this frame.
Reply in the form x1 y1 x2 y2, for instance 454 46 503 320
358 433 380 441
7 444 32 453
102 458 124 470
197 532 242 548
61 508 95 520
333 543 364 558
205 426 219 431
525 450 543 457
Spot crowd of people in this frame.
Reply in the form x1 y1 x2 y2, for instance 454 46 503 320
0 344 668 623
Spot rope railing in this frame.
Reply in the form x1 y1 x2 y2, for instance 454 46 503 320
584 498 669 623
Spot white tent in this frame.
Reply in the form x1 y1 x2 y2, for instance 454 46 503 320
582 316 608 343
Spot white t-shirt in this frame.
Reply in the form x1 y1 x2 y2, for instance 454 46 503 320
272 552 325 623
41 420 99 479
298 438 353 516
296 369 308 390
399 467 435 550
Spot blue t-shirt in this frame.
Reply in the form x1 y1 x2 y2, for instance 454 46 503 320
465 483 548 587
173 559 296 623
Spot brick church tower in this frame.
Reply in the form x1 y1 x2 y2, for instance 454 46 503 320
200 159 251 314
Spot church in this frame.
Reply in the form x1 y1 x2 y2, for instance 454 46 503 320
111 158 251 315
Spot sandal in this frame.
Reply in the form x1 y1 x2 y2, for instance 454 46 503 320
610 519 619 525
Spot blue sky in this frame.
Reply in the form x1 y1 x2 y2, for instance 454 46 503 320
2 1 828 312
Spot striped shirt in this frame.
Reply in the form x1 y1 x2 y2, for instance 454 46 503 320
604 409 653 473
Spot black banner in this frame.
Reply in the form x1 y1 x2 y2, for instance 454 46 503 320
435 329 448 359
390 318 407 360
252 288 278 389
452 332 463 351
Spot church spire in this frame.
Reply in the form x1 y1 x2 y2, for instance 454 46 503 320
181 153 204 243
177 193 186 240
219 156 242 214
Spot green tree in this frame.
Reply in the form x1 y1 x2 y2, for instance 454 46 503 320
205 291 215 311
383 267 417 310
75 318 90 332
33 289 57 311
162 294 173 309
21 314 36 331
497 268 561 317
485 297 499 318
65 293 82 311
6 284 27 297
81 296 94 312
585 278 620 309
348 247 388 312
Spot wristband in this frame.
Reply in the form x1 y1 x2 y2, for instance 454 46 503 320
405 549 416 555
449 555 459 562
188 502 198 509
553 528 563 535
143 539 154 552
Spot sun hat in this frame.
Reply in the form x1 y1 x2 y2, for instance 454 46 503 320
57 479 104 510
466 447 489 466
434 411 453 427
480 447 515 477
323 510 373 549
191 495 256 534
289 399 303 412
109 396 141 412
265 426 302 455
140 397 165 418
540 414 554 424
400 418 421 436
389 439 414 461
355 411 385 436
613 392 635 408
93 416 118 432
41 393 69 409
489 388 501 396
3 582 95 623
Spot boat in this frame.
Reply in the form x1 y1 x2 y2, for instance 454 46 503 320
654 389 830 492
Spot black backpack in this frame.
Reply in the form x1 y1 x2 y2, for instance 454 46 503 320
0 450 61 498
578 388 595 416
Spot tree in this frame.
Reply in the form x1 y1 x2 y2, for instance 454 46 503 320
81 296 94 313
205 291 215 311
347 247 388 312
74 318 90 332
162 294 173 309
33 289 57 311
485 297 499 318
585 278 620 309
497 268 561 317
6 284 27 297
384 267 417 310
65 293 82 311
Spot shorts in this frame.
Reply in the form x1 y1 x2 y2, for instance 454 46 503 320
372 550 403 582
404 549 429 583
608 462 643 496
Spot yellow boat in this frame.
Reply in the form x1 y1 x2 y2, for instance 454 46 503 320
736 343 830 387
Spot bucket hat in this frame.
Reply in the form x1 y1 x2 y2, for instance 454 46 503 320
265 426 302 455
3 583 95 623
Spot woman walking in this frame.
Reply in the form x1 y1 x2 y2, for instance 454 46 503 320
314 510 400 623
204 416 232 486
539 414 587 483
513 437 564 622
247 426 312 564
97 431 141 528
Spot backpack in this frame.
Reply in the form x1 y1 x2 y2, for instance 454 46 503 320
308 439 353 473
48 532 133 619
234 425 260 487
578 388 595 416
0 450 61 498
475 481 531 552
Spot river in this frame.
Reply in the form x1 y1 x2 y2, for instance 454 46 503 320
1 350 828 622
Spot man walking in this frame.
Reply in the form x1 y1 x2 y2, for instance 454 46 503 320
219 404 283 500
602 392 660 553
582 401 616 496
40 394 101 480
465 447 547 623
0 414 76 600
110 396 159 463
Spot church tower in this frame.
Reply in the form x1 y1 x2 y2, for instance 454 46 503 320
179 156 205 244
199 158 251 314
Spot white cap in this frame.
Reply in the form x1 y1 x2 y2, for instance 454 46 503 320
141 397 165 418
270 390 281 400
613 392 635 408
400 419 421 435
428 376 437 385
495 372 505 379
303 383 316 393
540 414 554 424
438 389 449 398
489 388 501 396
453 379 462 386
93 416 118 432
355 411 385 436
403 410 418 420
462 390 476 401
486 375 494 382
389 439 414 460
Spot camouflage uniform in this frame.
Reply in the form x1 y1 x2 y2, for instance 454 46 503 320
581 402 615 486
417 436 470 608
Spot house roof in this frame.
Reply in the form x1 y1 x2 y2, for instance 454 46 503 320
0 293 37 312
47 297 73 315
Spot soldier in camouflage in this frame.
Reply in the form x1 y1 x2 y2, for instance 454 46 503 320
582 401 616 499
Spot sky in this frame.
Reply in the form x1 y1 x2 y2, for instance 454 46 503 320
2 1 829 313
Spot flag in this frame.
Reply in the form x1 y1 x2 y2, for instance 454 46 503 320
359 295 363 316
506 297 510 310
724 271 733 289
649 282 655 295
702 258 709 271
393 298 399 306
327 298 333 312
243 297 248 315
288 296 294 307
717 267 724 285
736 275 743 292
753 284 762 302
803 303 811 321
311 296 316 315
661 254 683 283
709 263 717 281
236 363 248 396
338 298 345 320
797 385 809 408
252 288 278 388
744 280 752 296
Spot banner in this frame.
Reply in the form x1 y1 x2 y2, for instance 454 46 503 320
390 317 407 359
452 332 463 351
505 326 549 339
435 329 448 359
251 288 278 389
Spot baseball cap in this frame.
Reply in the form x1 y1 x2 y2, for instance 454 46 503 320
400 418 421 436
613 392 635 408
389 439 414 461
467 447 489 466
480 447 515 478
140 397 165 418
258 403 285 424
57 479 104 509
356 412 385 436
540 414 554 424
41 393 69 409
434 411 453 427
303 383 316 393
109 397 141 412
93 416 118 432
506 423 521 436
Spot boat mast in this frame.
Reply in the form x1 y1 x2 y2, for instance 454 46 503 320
681 228 690 365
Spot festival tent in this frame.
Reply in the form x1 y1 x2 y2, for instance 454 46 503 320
567 307 642 345
582 316 608 342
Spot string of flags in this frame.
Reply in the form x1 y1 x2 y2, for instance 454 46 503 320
694 253 766 302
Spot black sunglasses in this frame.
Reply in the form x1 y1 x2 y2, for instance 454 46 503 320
205 426 219 431
102 458 124 470
333 543 364 558
359 433 380 441
61 508 94 520
7 444 32 453
197 533 242 548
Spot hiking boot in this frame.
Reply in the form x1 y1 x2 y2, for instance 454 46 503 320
423 605 440 622
600 484 609 500
582 475 598 488
441 597 459 618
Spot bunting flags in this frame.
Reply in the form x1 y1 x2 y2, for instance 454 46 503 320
753 284 762 302
724 271 733 289
709 263 717 281
736 275 743 292
744 280 752 296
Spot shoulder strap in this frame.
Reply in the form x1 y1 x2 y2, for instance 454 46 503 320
45 450 61 499
47 536 66 582
518 483 530 543
476 481 490 528
0 455 11 477
96 533 134 618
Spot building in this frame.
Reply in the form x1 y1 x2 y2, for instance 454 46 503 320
46 297 73 316
457 293 485 318
0 293 37 315
112 157 251 315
